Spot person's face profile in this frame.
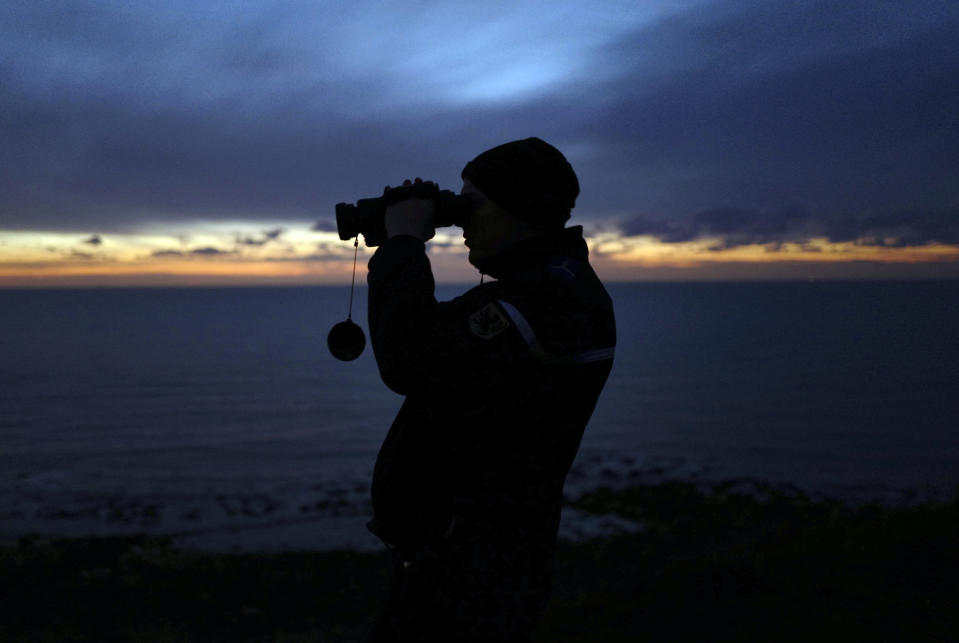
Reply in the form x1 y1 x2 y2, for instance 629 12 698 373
459 179 535 269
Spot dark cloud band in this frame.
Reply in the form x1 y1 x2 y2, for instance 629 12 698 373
1 0 957 255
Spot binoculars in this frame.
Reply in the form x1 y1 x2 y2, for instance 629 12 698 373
335 180 472 246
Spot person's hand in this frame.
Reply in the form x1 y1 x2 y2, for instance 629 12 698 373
384 179 436 242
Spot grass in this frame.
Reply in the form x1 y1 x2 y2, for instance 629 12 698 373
549 481 959 642
2 481 957 642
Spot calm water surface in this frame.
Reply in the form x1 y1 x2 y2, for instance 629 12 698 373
2 281 957 545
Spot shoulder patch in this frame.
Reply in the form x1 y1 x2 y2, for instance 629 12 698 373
469 302 510 339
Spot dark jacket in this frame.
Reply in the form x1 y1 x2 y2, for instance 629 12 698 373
366 225 616 556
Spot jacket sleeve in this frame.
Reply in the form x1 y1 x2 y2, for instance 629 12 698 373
367 235 511 395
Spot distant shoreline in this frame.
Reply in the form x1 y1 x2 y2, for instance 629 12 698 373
4 475 955 555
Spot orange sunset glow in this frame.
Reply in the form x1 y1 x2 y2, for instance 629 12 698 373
3 225 959 288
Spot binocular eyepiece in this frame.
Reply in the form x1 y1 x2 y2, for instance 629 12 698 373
335 180 472 247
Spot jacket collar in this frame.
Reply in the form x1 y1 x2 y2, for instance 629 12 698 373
474 226 589 280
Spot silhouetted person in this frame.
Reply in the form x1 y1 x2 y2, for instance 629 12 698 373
366 137 616 642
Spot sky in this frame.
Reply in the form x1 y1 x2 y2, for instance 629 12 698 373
2 0 958 286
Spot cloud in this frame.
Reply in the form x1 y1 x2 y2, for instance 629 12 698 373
311 219 337 233
0 0 956 255
189 246 231 256
621 205 813 244
83 234 102 245
151 249 184 257
821 207 959 247
254 241 356 262
3 1 636 231
237 227 285 246
271 253 344 263
574 0 959 218
620 204 959 249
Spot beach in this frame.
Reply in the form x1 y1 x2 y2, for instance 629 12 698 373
3 481 957 642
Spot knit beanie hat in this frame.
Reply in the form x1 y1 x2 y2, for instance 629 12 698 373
461 137 579 230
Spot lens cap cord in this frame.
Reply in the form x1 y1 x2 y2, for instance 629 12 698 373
327 237 367 361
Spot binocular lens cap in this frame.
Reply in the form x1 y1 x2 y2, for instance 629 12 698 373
328 319 366 361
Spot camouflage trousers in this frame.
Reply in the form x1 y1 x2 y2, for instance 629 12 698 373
369 525 554 642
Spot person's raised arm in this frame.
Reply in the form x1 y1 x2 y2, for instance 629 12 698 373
367 188 439 394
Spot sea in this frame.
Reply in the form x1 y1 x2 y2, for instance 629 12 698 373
2 281 958 551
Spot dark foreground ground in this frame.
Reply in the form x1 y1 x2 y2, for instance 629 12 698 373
2 481 957 642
